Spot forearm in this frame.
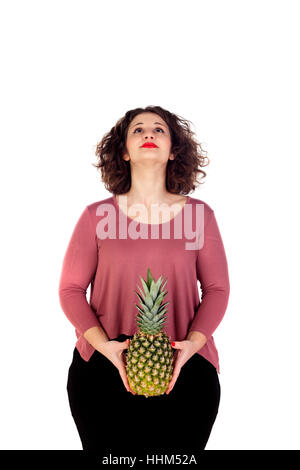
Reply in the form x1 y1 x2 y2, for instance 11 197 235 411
186 330 207 351
83 325 109 353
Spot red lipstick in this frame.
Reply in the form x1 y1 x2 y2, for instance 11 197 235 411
141 142 158 148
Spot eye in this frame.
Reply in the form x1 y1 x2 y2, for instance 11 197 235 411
133 127 164 134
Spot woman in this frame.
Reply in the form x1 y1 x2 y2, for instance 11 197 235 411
58 105 230 454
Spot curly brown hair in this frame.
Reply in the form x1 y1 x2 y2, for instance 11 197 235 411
92 105 210 196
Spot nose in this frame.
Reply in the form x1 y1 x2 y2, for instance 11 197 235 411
143 130 156 139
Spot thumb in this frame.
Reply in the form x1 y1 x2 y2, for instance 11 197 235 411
121 338 130 350
171 340 183 349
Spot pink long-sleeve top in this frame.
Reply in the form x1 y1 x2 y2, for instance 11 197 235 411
58 195 230 373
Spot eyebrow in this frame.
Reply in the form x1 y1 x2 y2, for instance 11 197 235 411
130 121 167 129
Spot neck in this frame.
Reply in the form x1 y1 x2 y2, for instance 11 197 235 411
125 166 170 206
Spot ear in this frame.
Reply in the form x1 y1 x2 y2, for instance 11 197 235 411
122 152 130 161
169 153 175 160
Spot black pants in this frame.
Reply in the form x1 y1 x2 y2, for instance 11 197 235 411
66 334 221 453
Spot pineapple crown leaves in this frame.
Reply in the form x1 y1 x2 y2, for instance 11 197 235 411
134 269 168 314
134 268 169 334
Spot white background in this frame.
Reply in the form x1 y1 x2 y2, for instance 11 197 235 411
1 0 299 450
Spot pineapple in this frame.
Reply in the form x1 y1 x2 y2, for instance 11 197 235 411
125 268 174 398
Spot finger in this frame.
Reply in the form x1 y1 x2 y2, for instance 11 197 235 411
118 341 130 363
166 374 178 394
166 369 180 394
166 352 183 394
118 362 136 395
166 367 180 393
119 338 130 351
171 340 185 350
172 348 185 368
166 362 181 394
116 340 127 352
172 349 179 364
166 381 175 394
118 364 131 392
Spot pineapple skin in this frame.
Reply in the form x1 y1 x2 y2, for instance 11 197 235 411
126 331 173 398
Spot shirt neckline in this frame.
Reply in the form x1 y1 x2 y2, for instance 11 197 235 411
111 194 191 226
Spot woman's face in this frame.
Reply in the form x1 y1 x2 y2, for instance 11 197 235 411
123 112 174 164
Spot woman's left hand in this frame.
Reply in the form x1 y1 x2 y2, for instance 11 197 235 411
165 332 207 395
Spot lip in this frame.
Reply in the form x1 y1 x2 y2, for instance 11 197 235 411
141 143 158 148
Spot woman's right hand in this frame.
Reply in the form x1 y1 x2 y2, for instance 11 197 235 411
99 338 136 395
